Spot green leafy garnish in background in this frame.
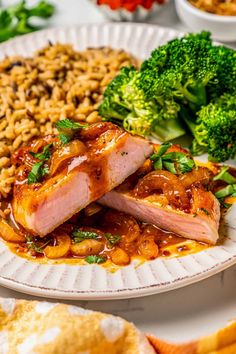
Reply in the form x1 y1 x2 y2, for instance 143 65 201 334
72 230 99 243
85 255 106 264
150 143 195 174
55 119 88 144
0 1 55 43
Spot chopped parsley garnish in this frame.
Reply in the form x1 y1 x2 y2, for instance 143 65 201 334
72 230 99 243
28 161 49 184
150 143 195 175
58 133 71 145
163 152 195 174
104 233 121 247
150 142 171 161
200 208 210 215
85 255 106 264
55 119 88 144
28 143 53 184
56 119 87 130
26 235 50 254
30 143 53 161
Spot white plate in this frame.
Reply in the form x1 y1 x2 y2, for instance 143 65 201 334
0 23 235 300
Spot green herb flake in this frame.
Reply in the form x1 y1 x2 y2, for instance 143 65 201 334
151 143 195 175
104 233 121 247
150 142 172 161
58 133 71 145
72 230 99 243
27 162 49 184
30 143 53 161
163 152 195 174
56 119 88 145
85 255 106 264
26 235 50 254
200 208 210 216
153 158 162 170
163 161 177 174
121 151 128 156
56 119 87 131
193 213 198 218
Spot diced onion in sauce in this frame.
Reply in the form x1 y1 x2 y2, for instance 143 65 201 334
50 140 86 176
44 234 71 259
70 239 104 256
0 219 25 243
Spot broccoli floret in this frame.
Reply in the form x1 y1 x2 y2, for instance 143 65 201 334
208 45 236 99
99 66 185 140
99 66 156 135
139 31 217 112
99 31 236 160
186 93 236 162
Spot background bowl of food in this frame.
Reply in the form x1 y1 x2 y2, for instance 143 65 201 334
90 0 168 21
175 0 236 42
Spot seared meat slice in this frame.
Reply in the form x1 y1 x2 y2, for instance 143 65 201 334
99 174 221 245
13 123 153 236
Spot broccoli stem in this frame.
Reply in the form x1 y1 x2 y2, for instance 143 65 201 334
151 117 186 142
181 83 207 108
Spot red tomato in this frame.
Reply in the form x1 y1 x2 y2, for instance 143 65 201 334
97 0 164 12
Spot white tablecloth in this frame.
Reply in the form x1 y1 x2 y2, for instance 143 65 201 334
1 0 236 343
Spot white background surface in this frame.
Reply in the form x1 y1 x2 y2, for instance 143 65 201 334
1 0 236 344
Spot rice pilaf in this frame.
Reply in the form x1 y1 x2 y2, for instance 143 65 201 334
0 44 136 199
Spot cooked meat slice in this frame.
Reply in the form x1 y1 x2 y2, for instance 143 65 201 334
99 187 220 245
12 123 153 236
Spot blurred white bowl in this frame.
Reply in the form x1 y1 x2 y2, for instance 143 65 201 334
89 0 168 22
175 0 236 42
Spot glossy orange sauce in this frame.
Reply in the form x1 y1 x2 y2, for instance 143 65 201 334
0 129 234 269
2 203 209 270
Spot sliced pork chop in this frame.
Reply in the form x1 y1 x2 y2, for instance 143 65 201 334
99 186 221 245
13 123 153 236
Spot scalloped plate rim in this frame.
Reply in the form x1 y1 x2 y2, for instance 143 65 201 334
0 23 235 300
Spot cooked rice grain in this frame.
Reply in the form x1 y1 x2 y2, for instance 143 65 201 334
0 44 136 198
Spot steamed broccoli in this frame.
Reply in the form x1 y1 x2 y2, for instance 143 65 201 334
207 45 236 100
185 93 236 162
99 66 185 140
99 31 236 161
139 31 217 112
100 31 216 142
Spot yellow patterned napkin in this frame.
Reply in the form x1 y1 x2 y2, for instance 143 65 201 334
0 298 155 354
